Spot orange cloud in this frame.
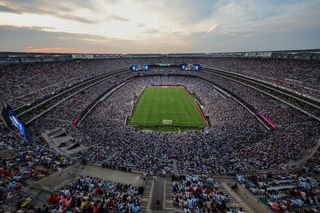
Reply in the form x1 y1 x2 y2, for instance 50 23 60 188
23 46 91 53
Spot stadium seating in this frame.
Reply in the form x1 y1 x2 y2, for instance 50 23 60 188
0 56 319 212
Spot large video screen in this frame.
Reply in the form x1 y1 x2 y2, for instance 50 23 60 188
1 102 27 141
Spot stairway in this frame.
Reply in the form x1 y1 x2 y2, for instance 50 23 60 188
140 175 184 213
220 183 244 211
164 176 183 213
221 182 257 213
140 177 152 213
18 184 51 207
150 176 165 211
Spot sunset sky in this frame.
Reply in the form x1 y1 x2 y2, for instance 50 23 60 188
0 0 319 53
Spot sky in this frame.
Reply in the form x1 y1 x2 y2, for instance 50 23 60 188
0 0 319 53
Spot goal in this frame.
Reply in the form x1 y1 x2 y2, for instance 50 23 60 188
162 120 172 125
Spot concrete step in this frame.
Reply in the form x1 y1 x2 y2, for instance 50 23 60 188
150 176 165 211
17 185 50 208
164 176 184 213
140 177 153 212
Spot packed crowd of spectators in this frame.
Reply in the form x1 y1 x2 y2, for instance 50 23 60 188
199 72 320 169
0 57 319 211
76 75 319 175
202 58 320 99
29 175 143 212
0 57 192 108
0 59 116 107
238 172 320 212
0 126 73 205
172 175 243 213
1 60 319 176
20 71 318 175
1 56 319 108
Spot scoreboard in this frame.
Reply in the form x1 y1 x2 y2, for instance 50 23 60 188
181 64 201 71
130 64 150 72
131 63 201 72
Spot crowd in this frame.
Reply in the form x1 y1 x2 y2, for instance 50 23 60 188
17 71 318 175
0 57 319 211
0 57 197 108
238 173 320 212
172 175 244 212
1 61 319 176
26 175 143 213
0 126 73 206
202 58 320 99
75 75 319 175
2 56 318 107
1 57 319 108
199 72 320 170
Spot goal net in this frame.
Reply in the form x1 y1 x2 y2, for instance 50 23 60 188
162 120 172 125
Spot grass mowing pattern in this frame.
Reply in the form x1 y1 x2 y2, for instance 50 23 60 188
128 86 207 128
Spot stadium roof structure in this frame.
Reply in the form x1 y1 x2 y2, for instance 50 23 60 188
1 49 320 65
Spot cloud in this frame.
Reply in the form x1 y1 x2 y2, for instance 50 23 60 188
144 29 160 34
202 0 320 37
0 25 114 50
0 0 98 24
0 0 319 53
23 47 89 53
109 15 130 22
0 25 191 53
137 23 145 28
0 5 20 13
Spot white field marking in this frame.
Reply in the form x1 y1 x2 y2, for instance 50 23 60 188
143 111 148 124
184 111 191 123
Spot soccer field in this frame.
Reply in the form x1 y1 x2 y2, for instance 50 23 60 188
128 86 207 128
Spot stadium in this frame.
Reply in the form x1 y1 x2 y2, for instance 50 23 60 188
0 51 320 212
0 1 320 212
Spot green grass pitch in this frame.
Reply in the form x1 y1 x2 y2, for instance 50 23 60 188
128 86 207 128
